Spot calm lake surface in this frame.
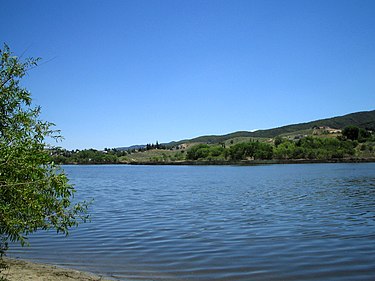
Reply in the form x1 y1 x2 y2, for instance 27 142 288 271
10 163 375 280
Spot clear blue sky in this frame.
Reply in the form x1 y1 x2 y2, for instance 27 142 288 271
2 0 375 150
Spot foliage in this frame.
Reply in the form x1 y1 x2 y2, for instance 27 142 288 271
0 43 89 274
186 144 226 160
342 126 360 140
274 136 283 147
52 148 119 164
169 110 375 147
53 131 374 164
53 147 180 164
143 141 166 151
358 128 372 142
186 144 210 160
273 137 356 159
185 134 367 162
228 141 274 160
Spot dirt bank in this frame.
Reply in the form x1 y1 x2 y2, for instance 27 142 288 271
2 258 112 281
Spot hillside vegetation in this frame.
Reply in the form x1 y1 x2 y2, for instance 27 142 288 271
167 109 375 146
52 110 375 164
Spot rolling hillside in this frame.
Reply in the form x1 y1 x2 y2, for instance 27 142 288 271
166 110 375 146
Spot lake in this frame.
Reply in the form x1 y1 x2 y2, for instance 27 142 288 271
9 163 375 280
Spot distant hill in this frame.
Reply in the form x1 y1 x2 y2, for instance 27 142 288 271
116 144 146 151
115 110 375 149
166 110 375 146
246 109 375 137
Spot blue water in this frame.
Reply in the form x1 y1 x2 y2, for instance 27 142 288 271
10 163 375 280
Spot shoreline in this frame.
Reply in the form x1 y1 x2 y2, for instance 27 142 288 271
126 157 375 166
61 157 375 166
2 258 113 281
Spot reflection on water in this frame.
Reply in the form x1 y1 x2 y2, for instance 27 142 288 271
10 163 375 280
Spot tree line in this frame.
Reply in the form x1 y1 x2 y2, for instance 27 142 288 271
185 128 374 161
51 126 375 164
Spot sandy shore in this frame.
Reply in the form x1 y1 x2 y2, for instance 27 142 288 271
2 258 112 281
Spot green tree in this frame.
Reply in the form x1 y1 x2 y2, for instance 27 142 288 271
186 144 210 160
274 136 283 147
228 141 273 160
273 140 297 159
0 45 88 273
358 128 371 142
253 142 273 160
342 126 360 141
229 142 253 160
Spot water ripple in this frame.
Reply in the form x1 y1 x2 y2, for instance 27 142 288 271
9 163 375 280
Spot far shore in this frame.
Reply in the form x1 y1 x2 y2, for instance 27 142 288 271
2 258 112 281
126 157 375 165
61 157 375 166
